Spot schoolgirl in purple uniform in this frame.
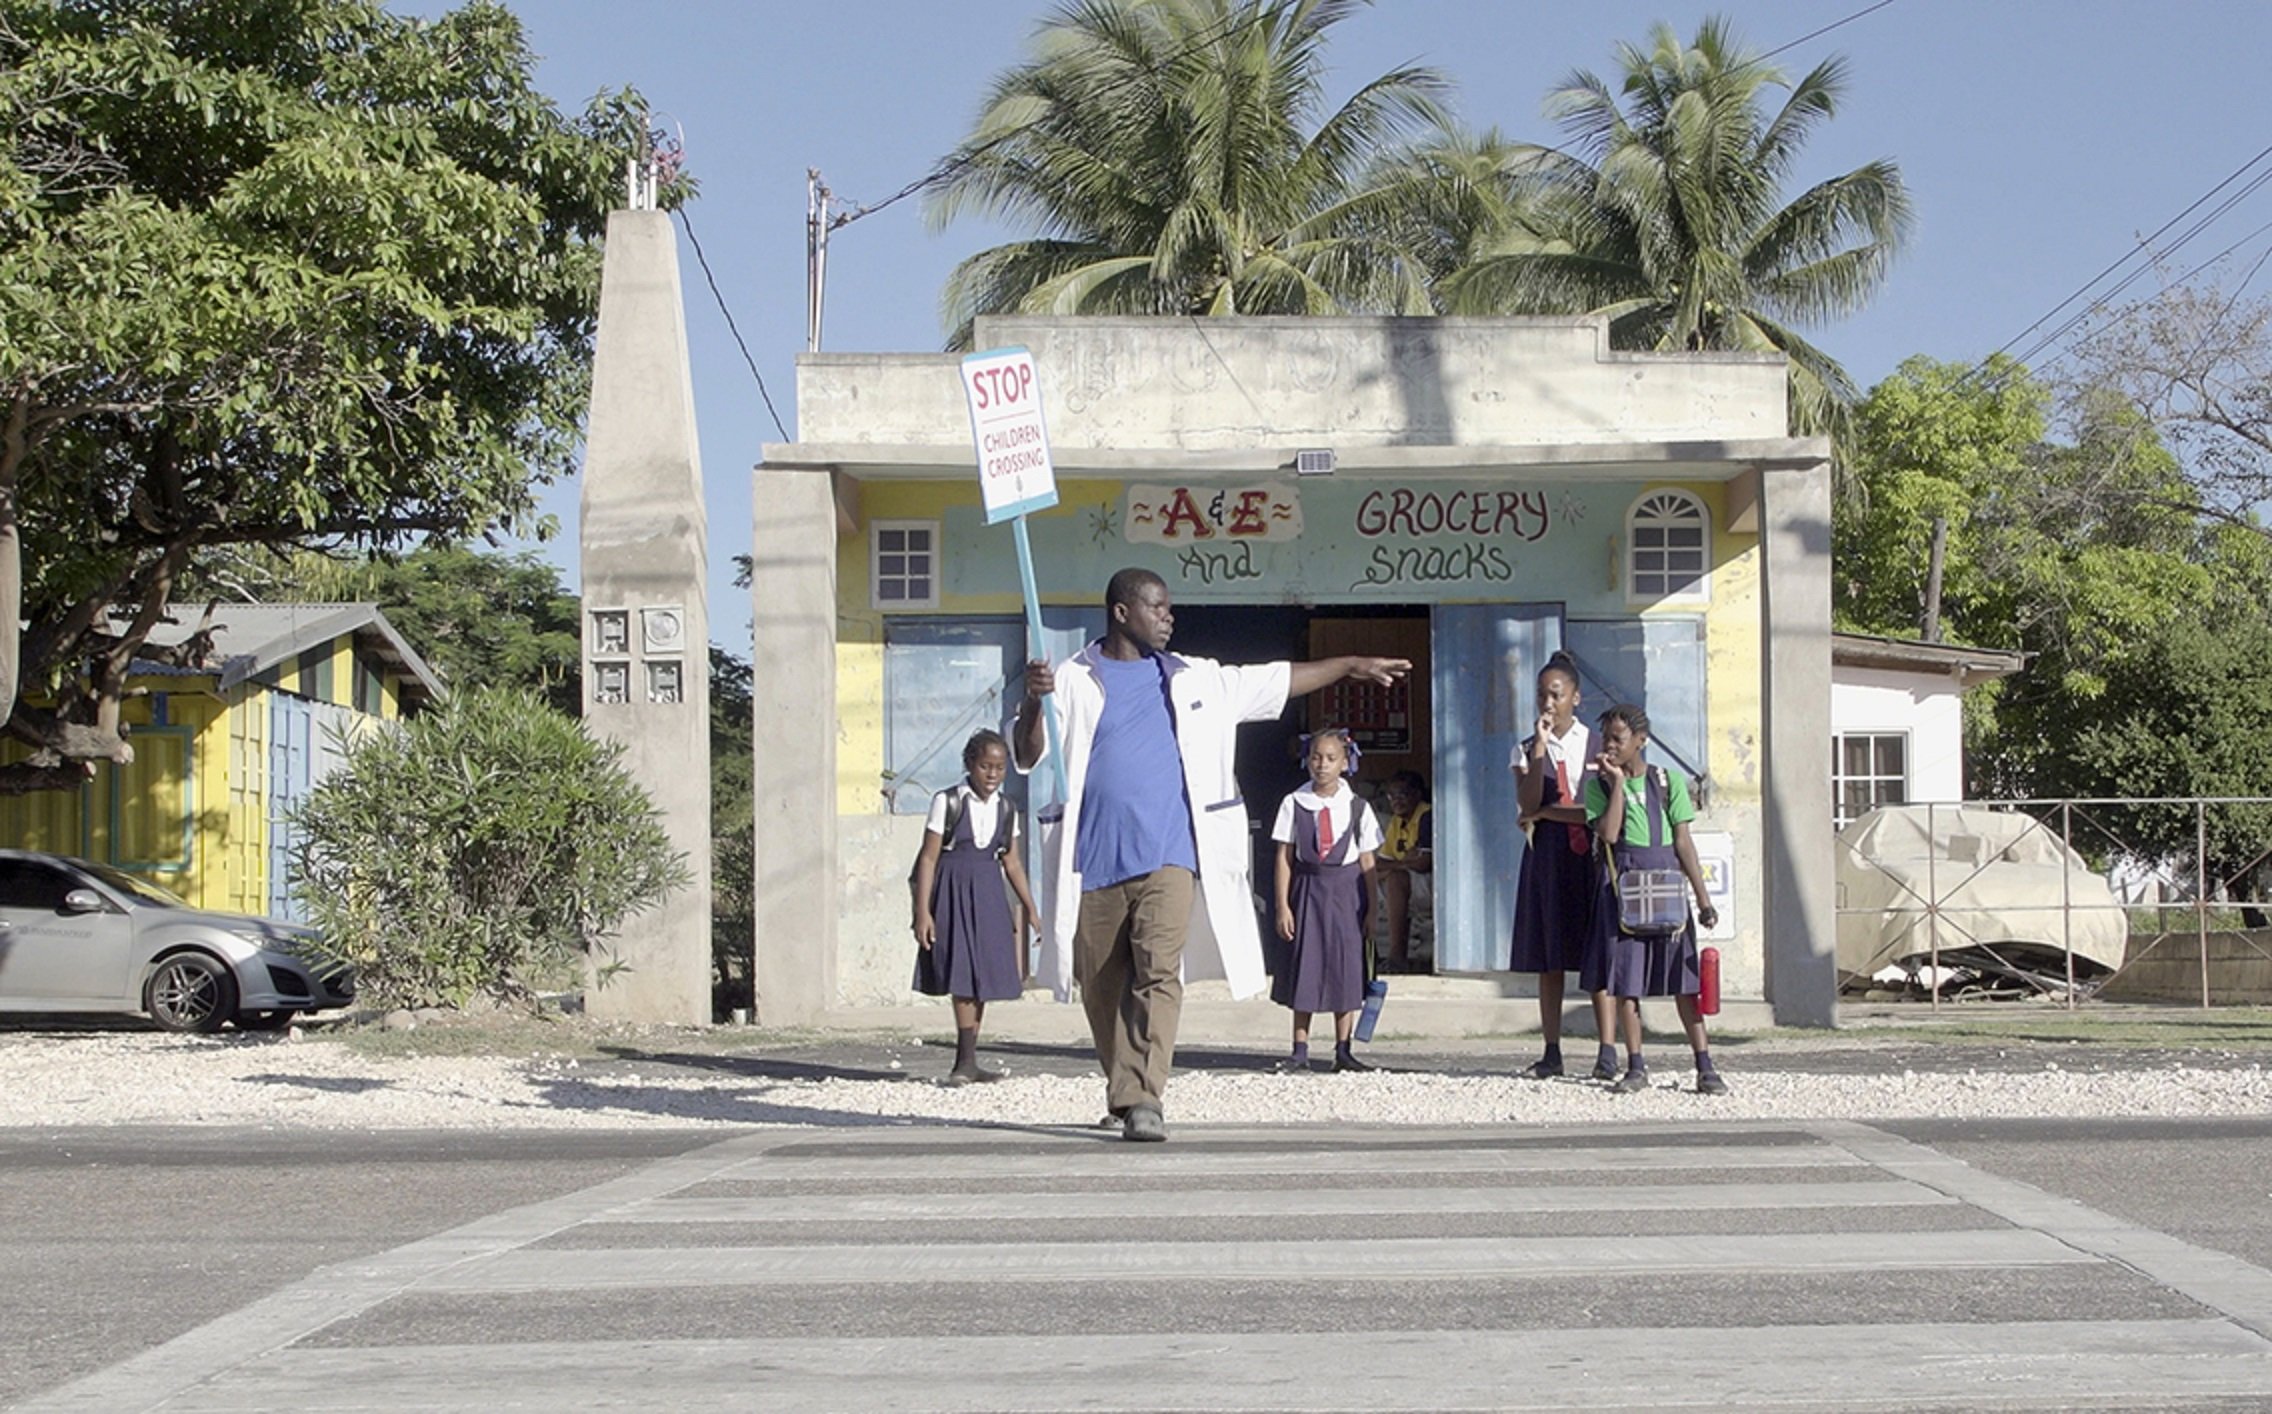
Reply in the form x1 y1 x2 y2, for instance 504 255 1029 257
1269 727 1382 1073
911 730 1039 1085
1582 704 1727 1095
1509 651 1617 1081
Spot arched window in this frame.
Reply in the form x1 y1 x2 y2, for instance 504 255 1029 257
1626 490 1710 603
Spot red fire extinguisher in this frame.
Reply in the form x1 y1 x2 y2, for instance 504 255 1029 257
1699 946 1721 1016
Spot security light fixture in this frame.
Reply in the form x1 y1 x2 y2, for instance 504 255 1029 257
1295 449 1336 476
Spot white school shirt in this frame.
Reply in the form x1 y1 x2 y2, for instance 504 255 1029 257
1271 786 1385 854
926 781 1006 847
1511 718 1592 789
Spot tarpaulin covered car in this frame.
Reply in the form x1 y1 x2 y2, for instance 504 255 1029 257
1836 806 2128 988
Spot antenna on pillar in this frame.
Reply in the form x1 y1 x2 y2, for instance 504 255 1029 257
806 169 832 352
626 114 685 212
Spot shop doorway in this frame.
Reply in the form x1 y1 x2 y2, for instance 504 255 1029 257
1170 601 1432 960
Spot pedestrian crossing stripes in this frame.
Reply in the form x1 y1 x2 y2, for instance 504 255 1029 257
21 1120 2272 1412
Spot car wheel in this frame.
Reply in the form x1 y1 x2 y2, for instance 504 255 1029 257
144 952 238 1034
235 1010 295 1032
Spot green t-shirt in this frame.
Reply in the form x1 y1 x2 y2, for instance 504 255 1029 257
1583 767 1695 844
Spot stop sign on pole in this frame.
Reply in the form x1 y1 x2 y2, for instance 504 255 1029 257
960 346 1059 524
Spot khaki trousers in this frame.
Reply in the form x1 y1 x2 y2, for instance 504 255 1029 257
1075 867 1196 1113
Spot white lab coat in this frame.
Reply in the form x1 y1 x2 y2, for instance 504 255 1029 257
1023 642 1289 1003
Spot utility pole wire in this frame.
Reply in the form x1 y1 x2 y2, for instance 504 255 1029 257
676 206 790 442
823 3 1266 234
1973 142 2272 380
1758 0 1899 60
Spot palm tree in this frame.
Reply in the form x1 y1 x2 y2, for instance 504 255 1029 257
925 0 1450 348
1441 18 1912 437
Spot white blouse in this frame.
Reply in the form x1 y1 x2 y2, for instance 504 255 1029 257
1271 786 1384 853
926 782 1008 846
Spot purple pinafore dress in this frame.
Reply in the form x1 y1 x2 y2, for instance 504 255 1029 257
1271 796 1371 1014
1509 734 1598 977
1591 768 1701 999
913 793 1022 1002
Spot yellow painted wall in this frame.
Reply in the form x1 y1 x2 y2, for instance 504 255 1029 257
0 744 87 855
1637 479 1764 807
224 689 270 916
834 479 1122 817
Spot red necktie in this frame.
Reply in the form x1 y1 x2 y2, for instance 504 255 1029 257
1557 759 1589 854
1316 805 1335 856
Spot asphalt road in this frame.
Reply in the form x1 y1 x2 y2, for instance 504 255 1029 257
9 1117 2272 1412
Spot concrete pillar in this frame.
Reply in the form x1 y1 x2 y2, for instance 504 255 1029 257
750 465 838 1024
578 209 713 1024
1757 453 1837 1026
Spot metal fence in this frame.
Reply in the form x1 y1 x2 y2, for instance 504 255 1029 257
1834 796 2272 1008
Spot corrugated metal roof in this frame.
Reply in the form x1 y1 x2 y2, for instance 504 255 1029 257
135 603 442 706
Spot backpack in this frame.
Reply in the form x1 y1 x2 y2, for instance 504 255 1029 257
1604 766 1690 937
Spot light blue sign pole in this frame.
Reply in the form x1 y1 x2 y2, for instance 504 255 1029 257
960 347 1062 807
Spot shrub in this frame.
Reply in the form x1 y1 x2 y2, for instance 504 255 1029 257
290 687 689 1009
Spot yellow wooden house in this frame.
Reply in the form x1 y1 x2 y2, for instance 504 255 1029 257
0 603 440 919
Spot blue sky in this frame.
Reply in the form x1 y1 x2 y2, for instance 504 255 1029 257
414 1 2272 638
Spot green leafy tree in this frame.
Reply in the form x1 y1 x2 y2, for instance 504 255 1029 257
0 0 678 789
1837 355 2272 889
289 687 689 1010
1442 17 1911 436
709 645 753 1017
925 0 1449 346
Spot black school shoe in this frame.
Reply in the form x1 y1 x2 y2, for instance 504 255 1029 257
1521 1057 1564 1080
1612 1067 1652 1094
1123 1105 1167 1142
1696 1070 1730 1096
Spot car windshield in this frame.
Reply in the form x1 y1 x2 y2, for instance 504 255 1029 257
79 861 190 908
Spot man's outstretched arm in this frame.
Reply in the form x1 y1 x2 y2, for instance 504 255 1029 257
1286 655 1412 698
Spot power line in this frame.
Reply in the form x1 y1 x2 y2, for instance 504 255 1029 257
675 206 789 442
1758 0 1899 61
825 2 1270 233
1975 141 2272 378
2003 164 2272 374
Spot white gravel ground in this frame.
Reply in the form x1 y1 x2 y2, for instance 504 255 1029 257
3 1030 2269 1130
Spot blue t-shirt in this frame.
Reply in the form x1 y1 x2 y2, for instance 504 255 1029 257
1077 652 1198 888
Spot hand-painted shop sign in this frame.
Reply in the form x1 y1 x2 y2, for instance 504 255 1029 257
959 346 1059 524
1125 484 1303 543
1353 488 1552 542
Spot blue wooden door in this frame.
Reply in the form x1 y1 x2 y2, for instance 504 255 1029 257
1431 604 1566 973
267 695 313 921
1564 618 1709 792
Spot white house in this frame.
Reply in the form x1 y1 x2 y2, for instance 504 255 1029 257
1830 633 2025 823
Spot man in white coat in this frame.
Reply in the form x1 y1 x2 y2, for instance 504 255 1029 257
1015 568 1409 1142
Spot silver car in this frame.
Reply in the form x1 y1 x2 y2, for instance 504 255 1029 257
0 850 354 1032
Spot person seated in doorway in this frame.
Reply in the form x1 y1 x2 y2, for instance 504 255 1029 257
1376 769 1432 974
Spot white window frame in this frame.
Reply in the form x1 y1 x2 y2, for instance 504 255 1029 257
1625 489 1711 605
871 520 940 610
1832 730 1910 825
